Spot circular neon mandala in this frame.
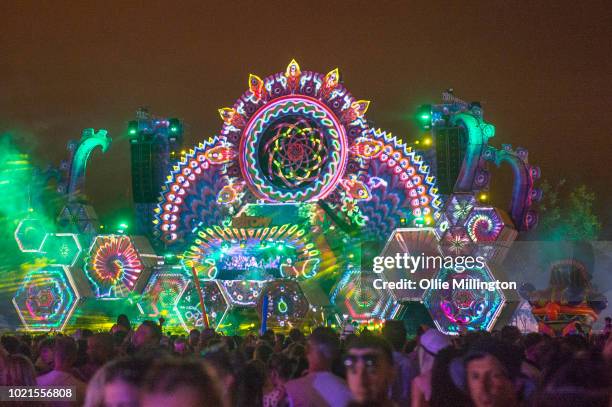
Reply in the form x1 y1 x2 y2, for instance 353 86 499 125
260 116 329 189
85 235 144 298
240 96 347 202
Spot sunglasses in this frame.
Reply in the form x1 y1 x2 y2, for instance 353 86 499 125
343 353 381 372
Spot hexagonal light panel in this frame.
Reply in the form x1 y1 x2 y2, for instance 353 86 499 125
219 280 264 306
445 193 476 226
465 207 517 263
177 279 228 332
14 218 47 252
39 233 82 266
423 264 505 335
330 266 400 323
137 273 189 329
257 280 310 329
378 228 440 301
440 227 473 256
12 265 80 331
84 235 145 298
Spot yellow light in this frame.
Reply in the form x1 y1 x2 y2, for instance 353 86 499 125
180 150 186 155
479 193 488 201
415 140 420 145
423 137 432 146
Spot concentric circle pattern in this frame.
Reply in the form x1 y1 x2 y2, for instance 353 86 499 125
240 96 347 202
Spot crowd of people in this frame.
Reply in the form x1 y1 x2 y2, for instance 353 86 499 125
0 315 611 407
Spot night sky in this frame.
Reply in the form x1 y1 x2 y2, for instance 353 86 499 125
2 1 611 234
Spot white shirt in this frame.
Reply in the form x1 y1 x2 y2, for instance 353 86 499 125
285 371 353 407
37 370 86 406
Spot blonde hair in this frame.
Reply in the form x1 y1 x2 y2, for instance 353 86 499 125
3 354 37 386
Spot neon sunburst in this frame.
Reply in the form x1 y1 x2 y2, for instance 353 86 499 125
85 235 144 298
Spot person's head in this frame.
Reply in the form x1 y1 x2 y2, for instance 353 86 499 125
418 328 450 373
261 329 275 345
0 335 20 354
463 339 522 407
54 336 78 370
381 320 406 351
133 320 162 349
87 333 114 365
344 335 395 404
141 358 224 407
85 356 153 407
430 346 472 407
117 314 131 329
500 325 522 345
2 354 37 386
253 343 273 364
288 328 305 344
173 338 188 355
188 329 200 348
605 317 611 325
268 353 295 386
38 337 55 367
234 360 266 407
306 327 339 372
201 346 237 396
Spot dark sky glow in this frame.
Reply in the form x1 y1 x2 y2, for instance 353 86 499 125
1 1 611 234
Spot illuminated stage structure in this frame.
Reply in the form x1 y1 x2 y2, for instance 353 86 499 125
14 60 604 336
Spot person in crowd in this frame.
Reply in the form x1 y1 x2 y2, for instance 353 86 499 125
429 346 471 407
411 328 450 407
2 353 38 386
603 331 612 365
188 328 200 350
34 337 55 374
131 320 163 355
603 316 611 337
84 356 153 407
520 332 547 382
382 320 418 405
533 354 610 407
284 327 353 407
37 336 87 405
173 337 190 355
288 327 305 345
1 353 41 407
111 314 132 334
264 353 295 407
235 359 266 407
1 334 21 354
78 333 115 382
140 358 225 407
202 345 239 403
254 342 274 364
452 337 532 407
344 334 396 406
500 325 522 346
0 343 7 378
